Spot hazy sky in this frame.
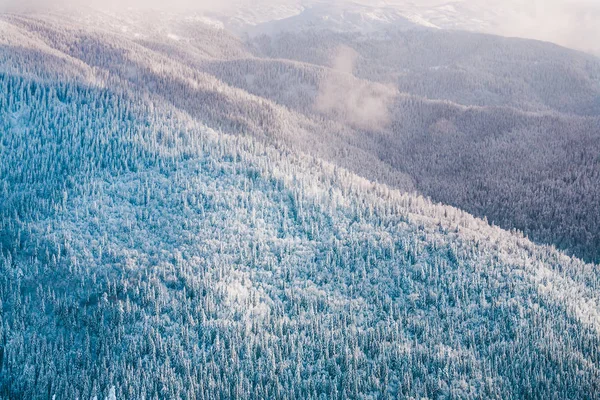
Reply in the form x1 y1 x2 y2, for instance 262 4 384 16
1 0 598 54
492 0 600 54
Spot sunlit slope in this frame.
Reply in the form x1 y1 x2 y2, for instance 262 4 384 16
1 36 600 400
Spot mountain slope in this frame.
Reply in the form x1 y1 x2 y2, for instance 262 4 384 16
4 10 600 265
2 11 599 265
2 12 600 400
224 29 600 264
251 29 600 115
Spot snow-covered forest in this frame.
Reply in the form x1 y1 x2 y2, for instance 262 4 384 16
1 7 600 400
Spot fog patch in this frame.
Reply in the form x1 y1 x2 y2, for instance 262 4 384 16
315 45 396 131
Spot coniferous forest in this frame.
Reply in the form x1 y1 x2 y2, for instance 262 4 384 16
1 7 600 400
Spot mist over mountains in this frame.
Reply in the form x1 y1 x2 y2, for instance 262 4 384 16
1 4 600 400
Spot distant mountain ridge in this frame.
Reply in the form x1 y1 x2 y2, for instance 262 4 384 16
211 0 600 55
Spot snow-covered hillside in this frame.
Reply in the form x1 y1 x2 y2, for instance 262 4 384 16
1 8 600 400
2 32 600 400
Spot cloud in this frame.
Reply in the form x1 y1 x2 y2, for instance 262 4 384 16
314 45 397 131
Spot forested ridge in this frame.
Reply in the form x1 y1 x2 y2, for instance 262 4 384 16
1 10 600 400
